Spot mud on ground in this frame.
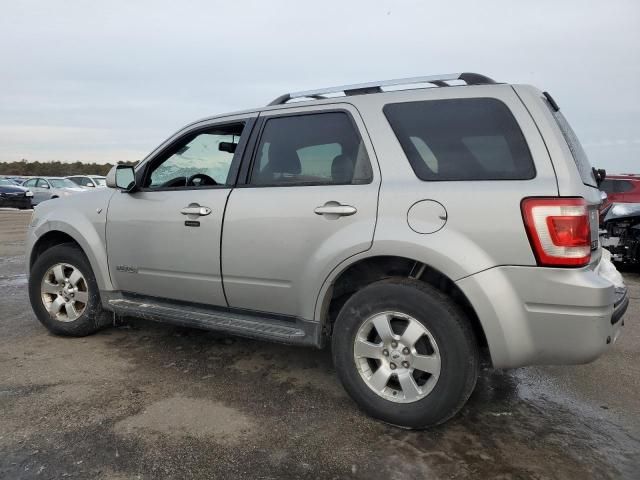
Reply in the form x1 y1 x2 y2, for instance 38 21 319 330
1 209 639 479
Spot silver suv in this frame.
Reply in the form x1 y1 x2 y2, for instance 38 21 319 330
26 73 629 428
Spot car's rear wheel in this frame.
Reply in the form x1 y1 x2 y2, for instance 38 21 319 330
332 278 479 428
29 243 110 336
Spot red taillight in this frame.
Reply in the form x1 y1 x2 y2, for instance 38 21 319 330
521 197 591 267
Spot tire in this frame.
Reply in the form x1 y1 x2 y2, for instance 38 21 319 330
331 278 479 429
29 243 111 336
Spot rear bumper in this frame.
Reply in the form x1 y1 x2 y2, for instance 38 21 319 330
456 261 627 368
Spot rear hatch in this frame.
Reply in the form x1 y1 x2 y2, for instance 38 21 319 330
542 92 602 266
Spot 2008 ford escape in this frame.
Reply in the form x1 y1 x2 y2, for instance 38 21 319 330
26 73 629 428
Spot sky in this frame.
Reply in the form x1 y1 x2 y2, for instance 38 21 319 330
0 0 638 173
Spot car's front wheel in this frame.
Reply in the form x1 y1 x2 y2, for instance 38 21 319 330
29 243 110 336
332 278 479 429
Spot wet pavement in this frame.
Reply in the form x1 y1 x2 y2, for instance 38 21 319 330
1 209 639 479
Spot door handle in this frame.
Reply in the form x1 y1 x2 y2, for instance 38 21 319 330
180 205 212 216
314 203 357 217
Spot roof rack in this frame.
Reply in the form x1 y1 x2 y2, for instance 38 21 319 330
268 72 496 106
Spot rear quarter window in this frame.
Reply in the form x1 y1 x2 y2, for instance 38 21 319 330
383 98 535 181
543 98 597 187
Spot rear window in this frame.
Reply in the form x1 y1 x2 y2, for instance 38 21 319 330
544 98 597 187
383 98 535 181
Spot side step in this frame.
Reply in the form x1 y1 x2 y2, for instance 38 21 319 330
107 296 322 347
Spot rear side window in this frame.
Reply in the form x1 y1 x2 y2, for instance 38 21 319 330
384 98 535 181
251 112 373 186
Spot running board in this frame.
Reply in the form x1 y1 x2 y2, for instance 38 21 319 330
106 295 322 347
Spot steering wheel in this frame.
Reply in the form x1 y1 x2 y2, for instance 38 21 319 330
187 173 217 187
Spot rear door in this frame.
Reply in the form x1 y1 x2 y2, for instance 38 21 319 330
35 178 52 203
22 179 41 202
221 104 380 319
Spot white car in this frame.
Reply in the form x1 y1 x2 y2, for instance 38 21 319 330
66 175 107 188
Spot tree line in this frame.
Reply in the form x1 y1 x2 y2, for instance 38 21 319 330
0 160 137 177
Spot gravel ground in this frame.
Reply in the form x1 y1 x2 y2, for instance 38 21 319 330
1 209 638 479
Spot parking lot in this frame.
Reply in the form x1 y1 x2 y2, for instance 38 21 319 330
0 208 638 479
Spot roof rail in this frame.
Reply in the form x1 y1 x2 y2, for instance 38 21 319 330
267 72 496 106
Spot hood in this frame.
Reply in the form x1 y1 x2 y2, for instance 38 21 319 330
0 184 29 194
603 202 640 222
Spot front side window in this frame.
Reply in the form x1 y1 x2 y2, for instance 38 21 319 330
384 98 535 181
250 112 372 186
145 123 244 189
36 179 50 188
23 179 37 187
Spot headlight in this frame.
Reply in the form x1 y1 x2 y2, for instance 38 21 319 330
25 191 34 197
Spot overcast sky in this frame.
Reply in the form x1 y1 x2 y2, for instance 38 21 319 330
1 0 638 172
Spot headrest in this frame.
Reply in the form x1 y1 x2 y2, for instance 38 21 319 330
331 154 354 183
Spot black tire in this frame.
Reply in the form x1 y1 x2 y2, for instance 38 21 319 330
29 243 110 336
331 278 479 429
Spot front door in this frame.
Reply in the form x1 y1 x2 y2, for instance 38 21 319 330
23 178 49 204
221 105 380 319
106 116 255 306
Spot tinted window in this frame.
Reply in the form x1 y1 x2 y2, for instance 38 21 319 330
384 98 535 181
544 99 597 187
251 112 372 186
146 123 244 189
618 180 634 193
602 179 634 193
600 179 615 193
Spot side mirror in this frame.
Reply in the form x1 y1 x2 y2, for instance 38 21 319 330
42 183 50 189
106 165 136 191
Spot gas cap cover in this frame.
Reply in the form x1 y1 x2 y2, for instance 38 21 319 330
407 200 447 234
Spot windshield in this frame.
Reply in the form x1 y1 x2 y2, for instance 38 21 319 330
49 178 79 188
92 177 106 186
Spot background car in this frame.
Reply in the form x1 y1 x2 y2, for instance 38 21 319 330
0 178 33 209
599 174 640 210
67 175 107 188
21 177 86 205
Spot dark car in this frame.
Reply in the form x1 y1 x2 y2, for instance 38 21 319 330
0 178 33 209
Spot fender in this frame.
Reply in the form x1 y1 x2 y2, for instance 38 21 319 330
27 189 115 292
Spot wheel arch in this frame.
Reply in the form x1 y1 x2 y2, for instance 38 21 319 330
28 222 113 292
30 231 79 269
317 254 491 364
